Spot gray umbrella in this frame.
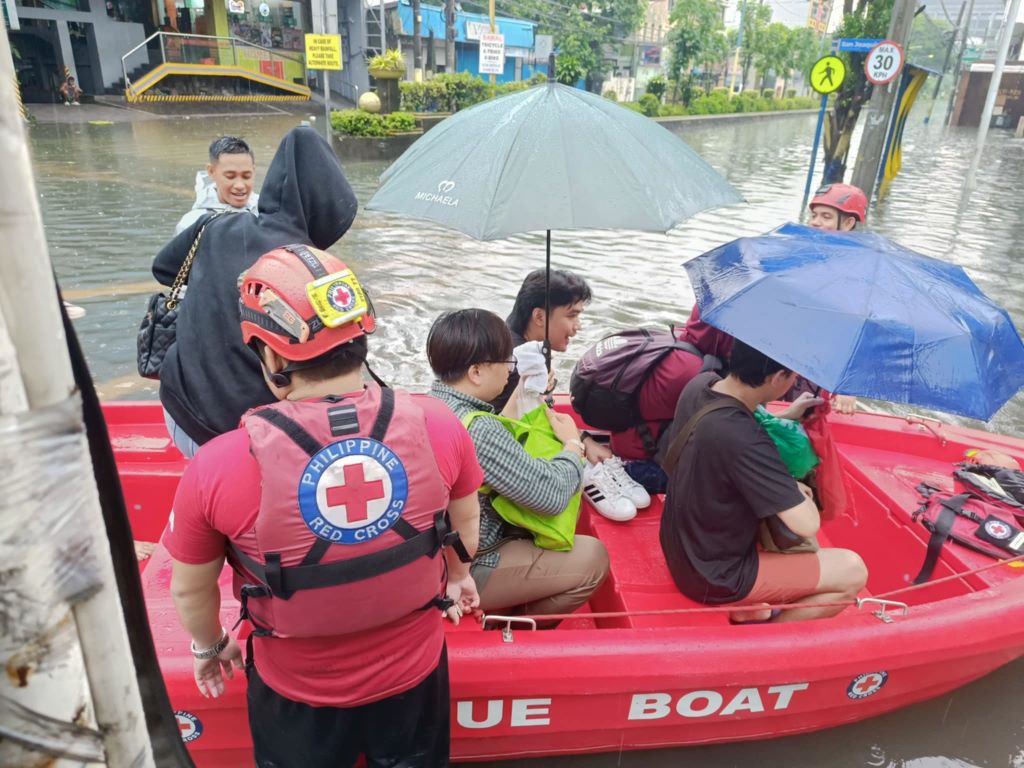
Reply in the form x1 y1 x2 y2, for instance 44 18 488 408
366 81 742 357
367 82 740 238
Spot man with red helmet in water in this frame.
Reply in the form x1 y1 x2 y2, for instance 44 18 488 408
808 183 867 232
165 245 483 767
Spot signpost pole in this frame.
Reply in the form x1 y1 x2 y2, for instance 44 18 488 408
488 0 495 86
803 43 845 207
321 0 331 143
803 92 829 201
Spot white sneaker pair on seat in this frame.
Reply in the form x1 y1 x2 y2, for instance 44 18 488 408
583 457 651 522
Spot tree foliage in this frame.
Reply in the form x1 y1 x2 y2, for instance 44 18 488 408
666 0 725 103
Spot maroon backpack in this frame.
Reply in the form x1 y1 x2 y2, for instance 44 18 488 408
569 327 721 434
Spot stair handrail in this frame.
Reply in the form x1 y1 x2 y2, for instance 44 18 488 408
122 31 306 96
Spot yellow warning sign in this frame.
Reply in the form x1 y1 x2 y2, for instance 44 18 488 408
810 55 846 95
305 34 342 71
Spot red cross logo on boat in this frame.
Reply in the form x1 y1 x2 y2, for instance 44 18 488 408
847 671 888 699
325 462 385 523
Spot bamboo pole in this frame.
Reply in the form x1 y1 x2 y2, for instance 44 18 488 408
0 25 155 768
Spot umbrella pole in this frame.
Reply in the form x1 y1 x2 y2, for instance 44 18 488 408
544 229 551 370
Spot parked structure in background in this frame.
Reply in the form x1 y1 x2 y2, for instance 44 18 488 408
331 0 539 102
7 0 319 101
950 22 1024 127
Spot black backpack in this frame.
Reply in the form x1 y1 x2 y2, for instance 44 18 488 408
569 327 721 451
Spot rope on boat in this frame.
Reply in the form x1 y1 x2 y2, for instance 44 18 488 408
494 552 1024 625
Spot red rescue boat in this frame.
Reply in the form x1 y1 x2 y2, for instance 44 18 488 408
108 400 1024 766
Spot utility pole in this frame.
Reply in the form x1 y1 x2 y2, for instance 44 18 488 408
412 0 422 81
728 0 746 95
850 0 918 200
0 24 155 768
445 0 456 74
924 0 966 124
945 0 976 124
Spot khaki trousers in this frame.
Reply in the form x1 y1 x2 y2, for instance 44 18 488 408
478 535 609 627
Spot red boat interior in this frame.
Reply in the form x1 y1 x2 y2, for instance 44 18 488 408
108 399 1024 635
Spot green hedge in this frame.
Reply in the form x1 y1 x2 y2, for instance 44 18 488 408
618 91 817 118
330 109 419 137
400 71 547 112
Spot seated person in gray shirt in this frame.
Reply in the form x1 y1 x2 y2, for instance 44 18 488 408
427 308 609 628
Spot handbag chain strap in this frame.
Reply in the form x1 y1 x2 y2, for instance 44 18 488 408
165 215 218 310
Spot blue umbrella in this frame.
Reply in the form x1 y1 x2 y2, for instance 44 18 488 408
366 81 742 362
683 223 1024 421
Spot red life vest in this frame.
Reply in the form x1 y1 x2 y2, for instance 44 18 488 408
228 384 457 639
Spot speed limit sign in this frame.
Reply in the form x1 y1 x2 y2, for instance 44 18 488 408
864 40 903 85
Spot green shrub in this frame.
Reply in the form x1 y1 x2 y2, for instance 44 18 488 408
762 87 775 99
602 89 618 101
382 111 417 132
645 75 667 100
555 55 584 85
621 101 644 113
399 79 447 112
688 91 733 115
711 86 730 96
638 93 661 117
331 109 386 137
786 88 796 98
734 90 770 113
658 103 687 117
527 72 547 85
494 80 530 98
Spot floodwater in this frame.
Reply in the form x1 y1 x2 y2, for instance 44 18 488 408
29 108 1024 767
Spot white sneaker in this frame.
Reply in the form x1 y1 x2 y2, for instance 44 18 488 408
583 461 637 522
603 456 651 509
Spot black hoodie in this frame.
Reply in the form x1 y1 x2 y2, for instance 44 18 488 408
152 126 358 445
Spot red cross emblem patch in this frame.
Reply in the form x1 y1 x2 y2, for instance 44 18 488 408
847 671 888 699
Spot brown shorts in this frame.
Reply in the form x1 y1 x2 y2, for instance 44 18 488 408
739 551 822 605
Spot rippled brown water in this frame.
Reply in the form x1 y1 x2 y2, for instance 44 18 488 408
30 108 1024 767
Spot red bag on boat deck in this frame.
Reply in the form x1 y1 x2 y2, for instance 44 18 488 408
803 396 856 521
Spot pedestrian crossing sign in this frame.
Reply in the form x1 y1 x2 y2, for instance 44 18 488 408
810 55 846 95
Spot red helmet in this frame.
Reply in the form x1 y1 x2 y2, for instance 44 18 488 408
810 183 868 222
239 244 375 362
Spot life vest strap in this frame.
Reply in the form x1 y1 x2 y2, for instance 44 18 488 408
229 508 451 599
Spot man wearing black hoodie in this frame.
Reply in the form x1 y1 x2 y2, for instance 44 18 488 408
153 127 358 456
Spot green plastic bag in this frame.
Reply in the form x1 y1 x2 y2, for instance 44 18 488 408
754 406 820 479
462 405 581 551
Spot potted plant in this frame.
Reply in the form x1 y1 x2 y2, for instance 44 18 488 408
369 49 406 80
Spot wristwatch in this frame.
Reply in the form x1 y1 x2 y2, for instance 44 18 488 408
191 628 229 660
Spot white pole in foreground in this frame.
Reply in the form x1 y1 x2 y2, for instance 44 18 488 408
967 0 1022 184
0 26 155 768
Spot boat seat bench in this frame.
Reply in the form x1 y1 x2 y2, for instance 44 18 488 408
582 497 868 630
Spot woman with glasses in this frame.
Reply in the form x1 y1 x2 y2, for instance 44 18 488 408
427 309 609 628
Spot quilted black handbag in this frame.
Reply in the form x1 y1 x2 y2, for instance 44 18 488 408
136 219 214 380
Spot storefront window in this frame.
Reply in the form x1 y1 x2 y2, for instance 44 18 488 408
227 0 307 52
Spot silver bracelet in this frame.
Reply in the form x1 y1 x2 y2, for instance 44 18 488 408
191 627 229 660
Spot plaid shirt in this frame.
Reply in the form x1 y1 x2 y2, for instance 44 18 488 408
429 381 585 571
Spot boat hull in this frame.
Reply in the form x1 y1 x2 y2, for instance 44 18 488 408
110 401 1024 764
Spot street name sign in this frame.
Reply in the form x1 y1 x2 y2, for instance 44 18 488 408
864 40 903 85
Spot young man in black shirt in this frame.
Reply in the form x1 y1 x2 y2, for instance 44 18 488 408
659 340 867 623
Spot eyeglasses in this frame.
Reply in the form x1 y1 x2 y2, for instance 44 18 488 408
482 358 516 372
